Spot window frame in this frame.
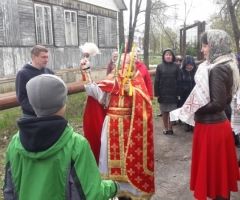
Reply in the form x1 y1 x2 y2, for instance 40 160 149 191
34 3 53 45
87 14 98 44
64 10 78 46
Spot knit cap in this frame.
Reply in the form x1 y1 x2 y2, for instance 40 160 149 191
26 74 68 116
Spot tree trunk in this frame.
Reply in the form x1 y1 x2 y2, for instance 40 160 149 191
226 0 240 54
118 10 125 51
144 0 152 69
182 22 186 57
128 28 135 53
127 0 141 52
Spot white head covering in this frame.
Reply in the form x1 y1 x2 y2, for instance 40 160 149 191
207 29 239 95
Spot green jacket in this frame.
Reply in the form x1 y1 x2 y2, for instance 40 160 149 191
3 116 118 200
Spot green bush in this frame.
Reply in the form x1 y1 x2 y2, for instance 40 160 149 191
138 55 162 65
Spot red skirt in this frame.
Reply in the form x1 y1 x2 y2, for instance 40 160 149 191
190 120 240 199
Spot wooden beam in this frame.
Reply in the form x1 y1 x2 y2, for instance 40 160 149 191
0 82 86 111
0 92 19 110
179 21 201 31
0 70 157 111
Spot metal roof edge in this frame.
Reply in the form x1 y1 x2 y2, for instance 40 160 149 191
114 0 128 11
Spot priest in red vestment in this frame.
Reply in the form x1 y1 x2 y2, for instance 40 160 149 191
82 54 155 200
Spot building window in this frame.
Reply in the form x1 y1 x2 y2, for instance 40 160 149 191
87 15 98 44
64 10 78 46
34 4 53 45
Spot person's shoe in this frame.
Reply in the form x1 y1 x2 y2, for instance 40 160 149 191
157 113 162 117
168 130 174 135
118 197 131 200
178 119 184 125
233 132 240 146
185 124 191 132
163 130 169 135
190 126 194 132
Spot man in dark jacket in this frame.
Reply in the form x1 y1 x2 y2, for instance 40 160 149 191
154 48 182 135
15 45 54 118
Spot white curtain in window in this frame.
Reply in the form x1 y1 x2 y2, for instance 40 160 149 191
34 4 53 45
87 15 97 44
65 10 77 45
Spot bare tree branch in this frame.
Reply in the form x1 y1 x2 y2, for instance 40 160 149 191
233 0 240 8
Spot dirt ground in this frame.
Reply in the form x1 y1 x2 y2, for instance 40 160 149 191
151 116 240 200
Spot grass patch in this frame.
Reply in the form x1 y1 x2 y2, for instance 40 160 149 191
0 107 22 140
64 92 87 134
0 107 22 199
139 55 162 65
0 92 87 141
152 97 160 116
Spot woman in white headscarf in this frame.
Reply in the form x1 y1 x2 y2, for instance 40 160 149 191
190 29 240 200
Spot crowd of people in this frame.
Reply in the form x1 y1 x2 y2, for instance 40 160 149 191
3 28 240 200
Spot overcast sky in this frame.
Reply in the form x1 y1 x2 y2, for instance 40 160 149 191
171 0 216 25
123 0 216 31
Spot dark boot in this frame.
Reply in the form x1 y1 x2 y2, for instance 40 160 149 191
213 192 230 200
214 195 230 200
233 132 240 147
178 119 184 125
184 124 190 132
163 130 169 135
190 126 194 132
118 197 131 200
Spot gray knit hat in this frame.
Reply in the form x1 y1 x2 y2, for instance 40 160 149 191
26 74 68 116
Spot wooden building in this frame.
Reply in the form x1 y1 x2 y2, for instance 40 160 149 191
0 0 127 77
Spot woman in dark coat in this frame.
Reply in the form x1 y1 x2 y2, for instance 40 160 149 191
154 49 182 135
181 55 197 132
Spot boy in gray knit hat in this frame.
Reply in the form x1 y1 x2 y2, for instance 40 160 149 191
26 74 67 116
3 74 119 200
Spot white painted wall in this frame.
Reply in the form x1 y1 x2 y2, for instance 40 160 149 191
77 0 119 11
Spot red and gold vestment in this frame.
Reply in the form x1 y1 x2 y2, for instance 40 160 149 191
98 71 155 196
